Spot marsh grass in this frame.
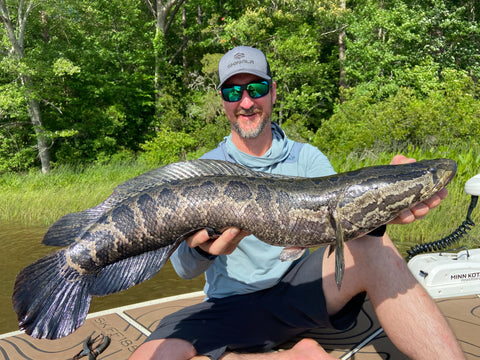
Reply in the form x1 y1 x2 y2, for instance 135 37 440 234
1 149 479 256
0 161 154 226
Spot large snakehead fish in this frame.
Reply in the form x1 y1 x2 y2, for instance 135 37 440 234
12 158 456 339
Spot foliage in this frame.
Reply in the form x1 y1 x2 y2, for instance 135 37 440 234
312 69 480 159
138 127 198 166
0 0 480 174
343 0 480 97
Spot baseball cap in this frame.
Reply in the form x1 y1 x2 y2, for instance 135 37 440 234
218 46 272 89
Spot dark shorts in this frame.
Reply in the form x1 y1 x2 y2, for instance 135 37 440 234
146 247 366 360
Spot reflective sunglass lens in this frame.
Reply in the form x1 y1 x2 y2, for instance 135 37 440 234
221 81 270 102
247 82 269 98
222 87 242 102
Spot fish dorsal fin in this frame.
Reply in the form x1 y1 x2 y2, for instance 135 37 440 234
112 159 268 198
43 160 271 247
42 202 114 247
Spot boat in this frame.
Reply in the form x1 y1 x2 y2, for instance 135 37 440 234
0 283 479 359
1 173 479 359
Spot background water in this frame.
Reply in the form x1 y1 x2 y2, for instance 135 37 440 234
0 221 205 334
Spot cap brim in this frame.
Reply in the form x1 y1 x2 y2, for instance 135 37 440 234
218 70 272 89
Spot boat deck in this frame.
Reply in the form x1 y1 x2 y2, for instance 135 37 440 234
0 291 479 359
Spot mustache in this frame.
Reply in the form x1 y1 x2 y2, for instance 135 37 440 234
235 108 262 116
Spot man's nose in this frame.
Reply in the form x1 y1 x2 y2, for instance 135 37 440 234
239 90 255 108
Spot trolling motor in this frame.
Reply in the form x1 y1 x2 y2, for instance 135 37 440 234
407 173 480 299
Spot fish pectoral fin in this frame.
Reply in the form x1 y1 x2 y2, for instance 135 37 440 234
328 207 346 290
279 247 307 261
90 243 177 296
175 227 223 243
334 232 345 291
205 227 223 239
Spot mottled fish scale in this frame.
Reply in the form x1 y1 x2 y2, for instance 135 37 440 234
12 158 457 339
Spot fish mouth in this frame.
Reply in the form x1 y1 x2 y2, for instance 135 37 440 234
431 158 457 194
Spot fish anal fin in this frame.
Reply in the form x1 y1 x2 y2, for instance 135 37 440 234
89 243 177 296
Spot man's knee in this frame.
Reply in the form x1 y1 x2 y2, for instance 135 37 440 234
346 233 400 264
129 338 197 360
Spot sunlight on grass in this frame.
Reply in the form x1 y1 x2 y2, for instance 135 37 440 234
1 151 479 256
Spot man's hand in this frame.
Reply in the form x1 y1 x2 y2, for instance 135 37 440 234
389 154 448 224
186 227 251 256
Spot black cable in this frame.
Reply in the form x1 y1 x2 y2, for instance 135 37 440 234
406 195 478 260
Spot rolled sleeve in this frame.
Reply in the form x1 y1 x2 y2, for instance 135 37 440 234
171 241 217 279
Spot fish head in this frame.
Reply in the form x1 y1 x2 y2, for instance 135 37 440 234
412 158 457 201
337 158 457 237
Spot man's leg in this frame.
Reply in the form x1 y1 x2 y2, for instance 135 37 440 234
130 338 196 360
217 339 336 359
131 233 465 360
202 233 466 360
133 337 328 360
131 338 336 360
129 246 347 360
321 233 465 360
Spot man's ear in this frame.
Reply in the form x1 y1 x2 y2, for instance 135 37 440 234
271 81 277 104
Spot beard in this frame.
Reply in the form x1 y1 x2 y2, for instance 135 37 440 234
231 110 270 139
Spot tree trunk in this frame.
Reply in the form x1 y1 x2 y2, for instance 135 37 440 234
0 0 51 173
27 96 51 174
143 0 186 119
338 0 347 103
182 4 187 75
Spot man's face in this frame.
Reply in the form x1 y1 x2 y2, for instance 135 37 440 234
221 73 276 139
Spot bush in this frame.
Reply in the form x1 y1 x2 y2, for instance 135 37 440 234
138 128 198 167
0 132 37 173
312 70 480 159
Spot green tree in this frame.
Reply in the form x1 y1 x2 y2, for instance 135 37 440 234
38 0 154 165
312 69 480 158
0 0 51 173
1 0 480 173
342 0 480 97
419 0 480 81
143 0 186 119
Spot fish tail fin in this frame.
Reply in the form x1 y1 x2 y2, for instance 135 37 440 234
12 250 93 339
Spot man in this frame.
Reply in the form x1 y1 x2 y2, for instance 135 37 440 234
130 46 465 360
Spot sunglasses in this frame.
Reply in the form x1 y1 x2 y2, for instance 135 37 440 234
221 80 270 102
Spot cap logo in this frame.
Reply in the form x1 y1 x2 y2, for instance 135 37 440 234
228 52 254 69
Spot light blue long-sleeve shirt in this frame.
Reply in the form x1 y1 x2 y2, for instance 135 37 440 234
170 123 335 299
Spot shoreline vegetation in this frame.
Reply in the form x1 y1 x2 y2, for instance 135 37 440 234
1 148 479 257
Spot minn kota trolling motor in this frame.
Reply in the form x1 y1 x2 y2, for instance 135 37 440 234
407 173 480 299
